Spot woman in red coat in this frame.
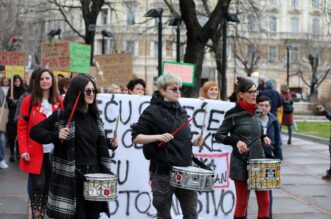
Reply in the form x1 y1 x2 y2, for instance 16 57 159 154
280 85 294 145
17 69 63 218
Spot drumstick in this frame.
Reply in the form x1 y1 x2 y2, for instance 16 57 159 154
200 108 207 136
95 61 105 82
113 115 120 139
157 118 193 148
61 92 81 144
10 76 14 99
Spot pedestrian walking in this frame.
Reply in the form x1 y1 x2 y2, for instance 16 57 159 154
280 85 294 145
257 95 283 218
131 74 204 219
316 104 331 180
262 79 282 117
30 74 118 219
215 76 271 219
17 69 63 218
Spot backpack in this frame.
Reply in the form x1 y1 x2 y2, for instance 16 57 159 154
283 99 293 113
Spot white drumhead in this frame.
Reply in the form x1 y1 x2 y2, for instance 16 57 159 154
84 173 116 179
172 166 213 173
248 159 281 164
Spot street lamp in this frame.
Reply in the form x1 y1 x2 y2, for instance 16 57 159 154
169 17 181 62
101 30 113 54
286 45 293 87
145 8 163 76
48 28 62 41
221 12 240 100
88 24 96 66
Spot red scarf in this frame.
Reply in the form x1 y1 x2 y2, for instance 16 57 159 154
237 99 257 115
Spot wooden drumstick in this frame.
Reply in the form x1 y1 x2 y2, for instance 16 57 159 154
200 108 207 136
95 61 105 82
113 115 120 139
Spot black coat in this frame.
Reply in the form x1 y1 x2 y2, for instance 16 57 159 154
215 104 265 180
131 91 193 173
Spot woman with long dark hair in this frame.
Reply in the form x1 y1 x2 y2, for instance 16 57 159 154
17 69 62 218
6 74 26 162
30 74 118 219
215 76 271 219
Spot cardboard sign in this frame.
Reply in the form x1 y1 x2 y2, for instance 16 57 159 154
162 61 196 87
4 65 25 79
54 71 71 77
0 51 29 66
94 53 133 87
41 42 91 74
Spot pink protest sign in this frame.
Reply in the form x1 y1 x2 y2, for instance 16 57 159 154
162 61 196 87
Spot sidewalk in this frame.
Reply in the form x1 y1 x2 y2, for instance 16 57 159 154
1 135 331 219
248 135 331 219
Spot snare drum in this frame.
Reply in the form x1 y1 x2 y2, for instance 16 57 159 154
170 166 215 191
83 173 118 201
247 159 281 190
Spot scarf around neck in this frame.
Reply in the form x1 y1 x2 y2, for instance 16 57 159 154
237 99 257 115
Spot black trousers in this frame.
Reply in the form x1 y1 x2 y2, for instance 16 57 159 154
75 165 102 219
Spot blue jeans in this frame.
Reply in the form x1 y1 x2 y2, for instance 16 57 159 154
0 132 6 161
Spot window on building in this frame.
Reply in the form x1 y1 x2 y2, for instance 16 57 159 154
269 46 278 62
269 16 277 32
290 46 299 63
248 14 256 32
270 0 277 5
291 0 298 8
126 9 135 25
150 41 159 57
126 41 135 54
290 17 299 32
101 9 108 25
312 0 319 9
312 17 320 33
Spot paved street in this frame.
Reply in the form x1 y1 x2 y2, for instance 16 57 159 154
0 135 330 219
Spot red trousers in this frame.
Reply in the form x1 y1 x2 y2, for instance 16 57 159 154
234 180 270 218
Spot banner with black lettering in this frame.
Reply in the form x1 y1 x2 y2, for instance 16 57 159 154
97 94 236 219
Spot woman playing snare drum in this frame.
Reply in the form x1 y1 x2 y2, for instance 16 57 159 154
215 77 271 219
30 74 118 219
132 74 204 219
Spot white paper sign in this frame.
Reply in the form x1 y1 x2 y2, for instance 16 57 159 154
97 94 236 219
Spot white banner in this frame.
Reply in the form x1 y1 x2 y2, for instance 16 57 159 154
97 94 236 219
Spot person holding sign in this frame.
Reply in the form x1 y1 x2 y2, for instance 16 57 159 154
17 69 62 218
6 74 26 162
30 74 118 219
215 77 271 219
131 74 204 219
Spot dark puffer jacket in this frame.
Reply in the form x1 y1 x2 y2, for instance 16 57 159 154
131 91 193 174
215 104 265 181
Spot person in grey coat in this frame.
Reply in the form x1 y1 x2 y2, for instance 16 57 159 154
215 77 272 219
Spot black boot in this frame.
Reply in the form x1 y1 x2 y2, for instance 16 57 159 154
287 139 292 145
322 169 331 180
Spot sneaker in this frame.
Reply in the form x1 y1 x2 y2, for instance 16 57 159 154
0 160 8 169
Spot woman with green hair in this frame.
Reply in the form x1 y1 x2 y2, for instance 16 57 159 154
132 74 204 219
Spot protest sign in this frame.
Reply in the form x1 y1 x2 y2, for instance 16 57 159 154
4 65 25 79
41 42 91 73
94 53 133 87
0 51 29 66
96 94 235 219
162 61 196 87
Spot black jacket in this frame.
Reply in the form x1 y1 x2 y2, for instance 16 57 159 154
131 91 193 174
215 104 265 180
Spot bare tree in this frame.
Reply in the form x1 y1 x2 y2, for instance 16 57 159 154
297 52 331 100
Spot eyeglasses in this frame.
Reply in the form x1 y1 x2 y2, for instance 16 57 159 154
85 89 97 96
246 90 259 95
167 87 182 93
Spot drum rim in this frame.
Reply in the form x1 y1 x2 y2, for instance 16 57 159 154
171 166 214 174
248 158 281 163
